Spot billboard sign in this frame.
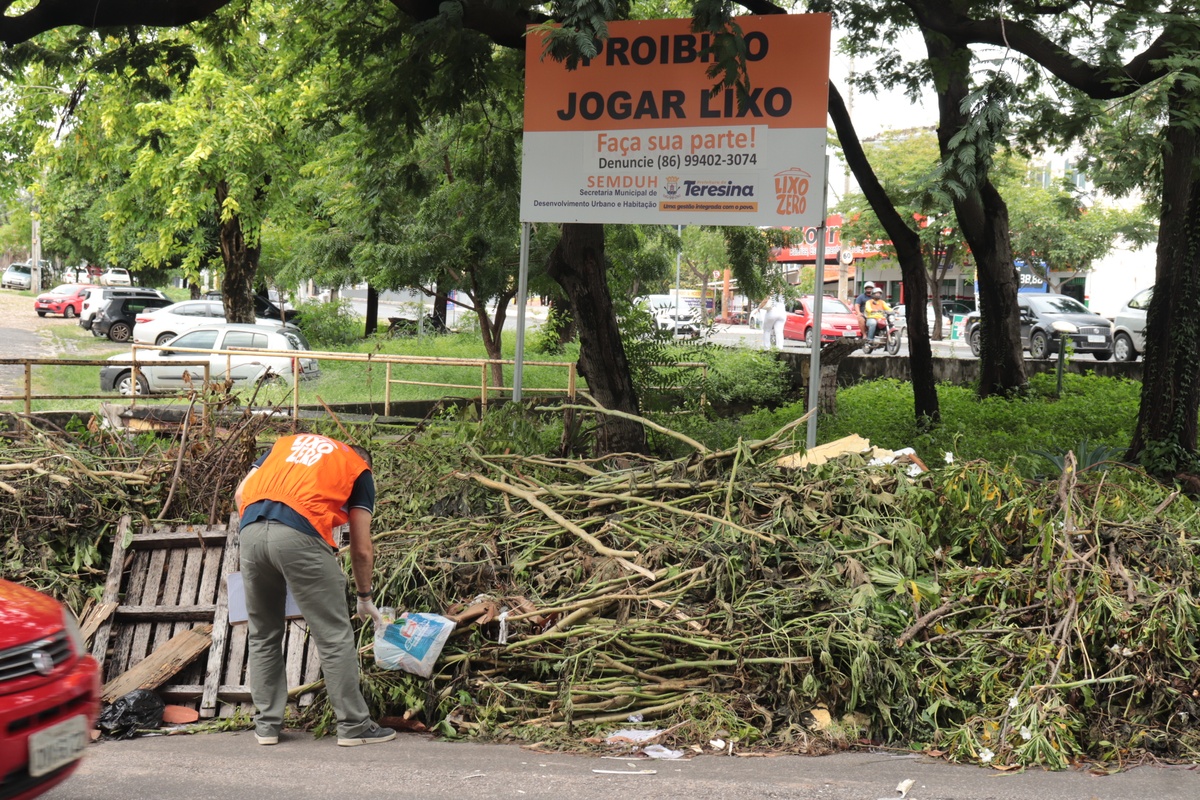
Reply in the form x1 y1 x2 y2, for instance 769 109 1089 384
521 15 831 227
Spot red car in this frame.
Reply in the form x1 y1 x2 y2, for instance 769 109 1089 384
0 579 101 800
34 284 93 319
783 294 864 348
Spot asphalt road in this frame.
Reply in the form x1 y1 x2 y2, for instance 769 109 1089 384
44 731 1200 800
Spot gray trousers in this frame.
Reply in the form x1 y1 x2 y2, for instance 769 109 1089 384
239 520 373 739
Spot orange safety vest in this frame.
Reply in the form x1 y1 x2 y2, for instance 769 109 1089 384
237 434 370 548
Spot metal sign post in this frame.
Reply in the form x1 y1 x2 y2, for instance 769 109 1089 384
512 221 532 402
806 156 831 450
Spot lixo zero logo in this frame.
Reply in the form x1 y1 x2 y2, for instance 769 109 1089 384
774 167 811 215
285 434 336 466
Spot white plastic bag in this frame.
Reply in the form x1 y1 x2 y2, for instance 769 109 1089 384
374 612 456 678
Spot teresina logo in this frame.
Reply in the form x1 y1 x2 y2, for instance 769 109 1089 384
682 180 754 198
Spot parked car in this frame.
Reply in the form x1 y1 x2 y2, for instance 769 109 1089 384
893 302 948 333
942 300 974 319
748 306 765 329
782 295 864 348
132 299 289 346
1112 287 1151 362
100 323 320 395
965 294 1114 360
91 294 174 342
79 287 167 332
204 290 299 322
2 262 33 290
0 579 101 800
34 284 93 318
97 267 132 286
635 294 701 338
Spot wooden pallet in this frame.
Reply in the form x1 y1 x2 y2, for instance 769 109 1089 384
91 515 326 719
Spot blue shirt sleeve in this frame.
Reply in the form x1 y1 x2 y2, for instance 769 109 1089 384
347 469 375 514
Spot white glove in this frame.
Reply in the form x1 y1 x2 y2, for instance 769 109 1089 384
356 596 385 629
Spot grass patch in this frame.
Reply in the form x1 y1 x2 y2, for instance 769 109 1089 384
655 372 1143 477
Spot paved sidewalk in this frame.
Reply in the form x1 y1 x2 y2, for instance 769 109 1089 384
45 731 1200 800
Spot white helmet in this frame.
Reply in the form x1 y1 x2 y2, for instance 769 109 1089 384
863 282 875 291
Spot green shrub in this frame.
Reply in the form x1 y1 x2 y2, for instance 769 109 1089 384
295 299 363 348
702 346 789 407
530 304 571 355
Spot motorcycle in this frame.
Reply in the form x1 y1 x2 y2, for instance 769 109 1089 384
862 311 903 355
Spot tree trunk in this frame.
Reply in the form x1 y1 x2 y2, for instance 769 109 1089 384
547 223 647 455
550 294 576 347
829 85 940 426
365 284 380 336
214 180 258 324
927 37 1026 397
432 288 449 331
475 287 512 389
1127 78 1200 474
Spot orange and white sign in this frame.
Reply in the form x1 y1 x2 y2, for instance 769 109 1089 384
521 15 830 226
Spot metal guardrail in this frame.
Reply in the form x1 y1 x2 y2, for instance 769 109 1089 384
0 357 210 415
0 348 709 421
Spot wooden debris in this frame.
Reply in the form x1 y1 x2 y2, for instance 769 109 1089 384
102 624 213 703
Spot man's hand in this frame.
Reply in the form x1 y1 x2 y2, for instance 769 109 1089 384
356 596 385 628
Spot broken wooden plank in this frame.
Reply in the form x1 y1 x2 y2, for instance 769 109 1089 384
159 684 253 702
154 546 188 649
127 529 229 549
80 601 118 646
126 547 167 668
299 630 322 707
200 515 241 719
113 604 217 621
91 516 132 664
102 623 213 703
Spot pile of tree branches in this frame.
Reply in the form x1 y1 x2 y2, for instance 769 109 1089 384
358 416 1200 768
0 405 279 608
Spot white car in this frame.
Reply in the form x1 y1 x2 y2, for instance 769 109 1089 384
98 267 132 286
893 302 950 333
99 323 320 395
132 299 288 346
1112 287 1151 362
635 294 701 338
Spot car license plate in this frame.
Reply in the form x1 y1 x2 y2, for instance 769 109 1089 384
1087 335 1105 343
28 715 88 778
842 331 857 337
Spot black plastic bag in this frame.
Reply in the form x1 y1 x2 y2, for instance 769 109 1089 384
97 689 164 739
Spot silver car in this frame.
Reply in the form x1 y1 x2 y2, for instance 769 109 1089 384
2 263 32 290
99 323 320 395
1112 287 1151 362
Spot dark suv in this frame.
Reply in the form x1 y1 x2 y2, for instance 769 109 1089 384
204 290 299 322
80 286 167 332
92 294 173 342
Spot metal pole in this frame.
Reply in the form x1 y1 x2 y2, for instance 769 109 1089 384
30 215 42 294
513 221 532 402
674 224 683 324
806 155 831 450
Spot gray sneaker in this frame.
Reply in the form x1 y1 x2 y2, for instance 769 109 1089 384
255 728 280 746
337 724 396 747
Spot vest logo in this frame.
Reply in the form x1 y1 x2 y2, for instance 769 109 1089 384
663 176 681 198
774 167 811 215
285 434 336 467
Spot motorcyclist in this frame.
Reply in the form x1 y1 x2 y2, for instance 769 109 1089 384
864 288 892 341
853 282 875 329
